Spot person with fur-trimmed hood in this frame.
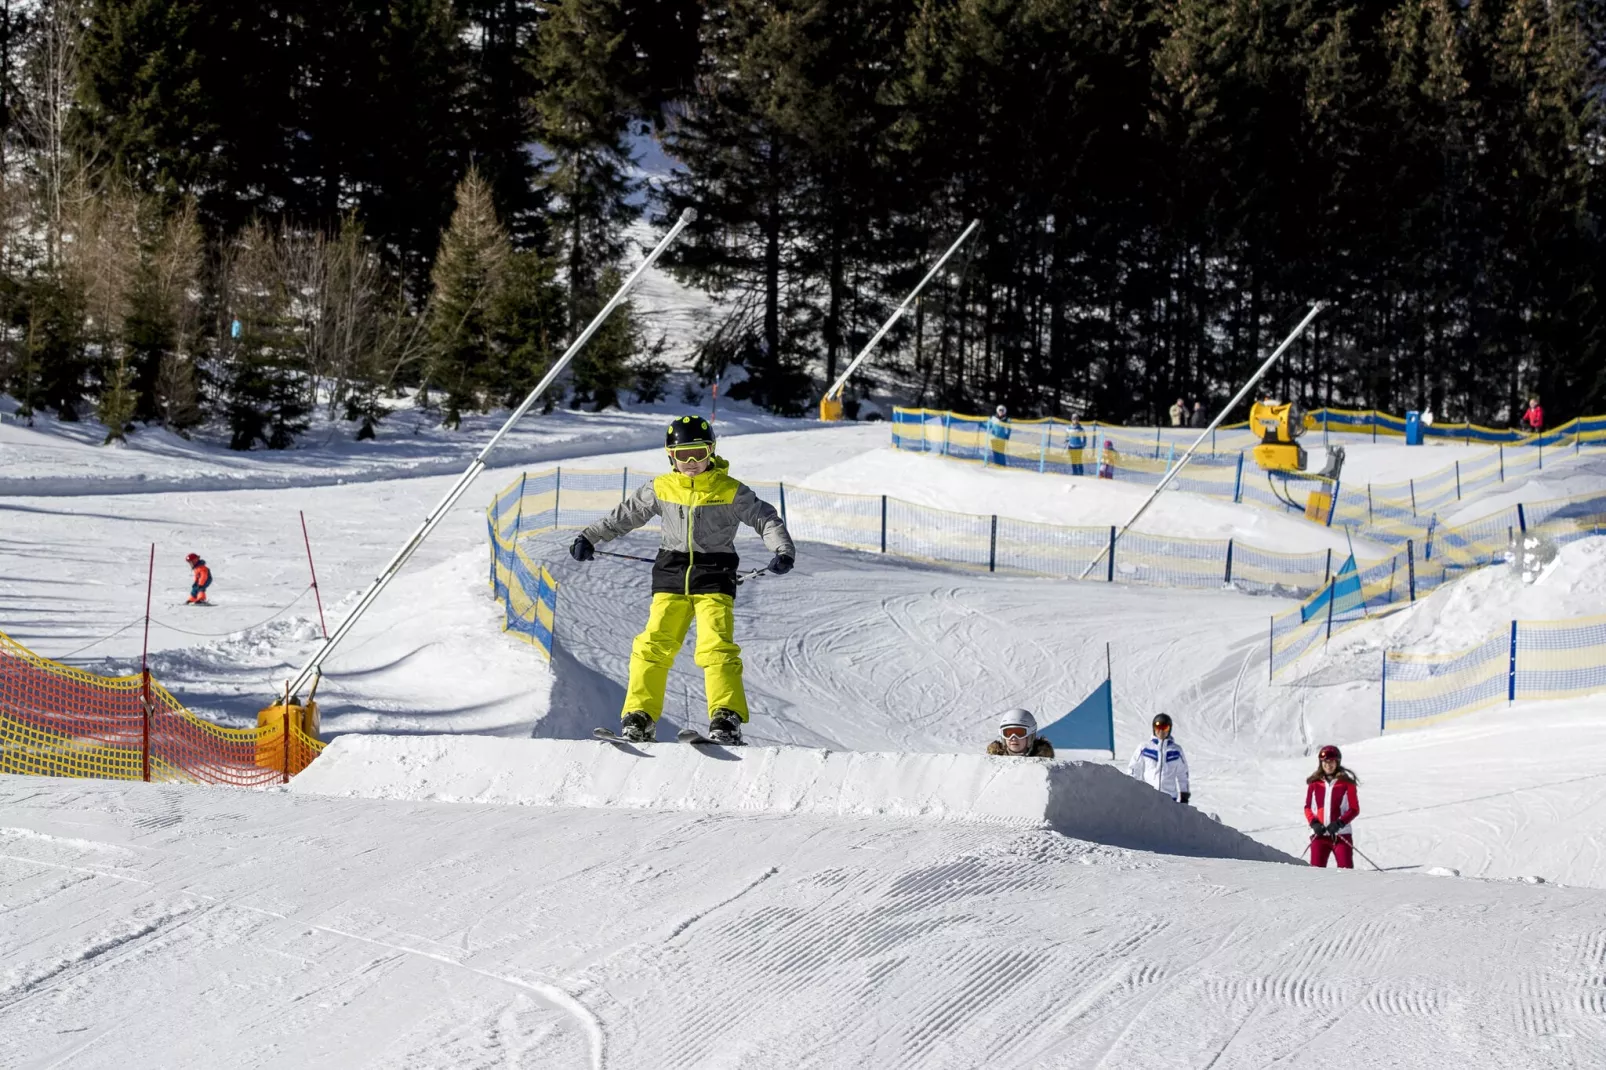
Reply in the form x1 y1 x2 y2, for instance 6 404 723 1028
986 708 1055 758
570 415 794 745
1126 712 1190 803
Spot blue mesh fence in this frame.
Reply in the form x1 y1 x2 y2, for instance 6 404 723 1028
486 466 1349 597
1381 630 1510 730
487 465 1606 685
1382 614 1606 731
895 407 1606 551
488 519 558 660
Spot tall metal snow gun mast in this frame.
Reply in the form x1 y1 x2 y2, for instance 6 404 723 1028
1077 301 1330 581
277 208 700 702
817 219 981 421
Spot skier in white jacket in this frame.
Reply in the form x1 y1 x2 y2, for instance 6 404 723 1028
1127 712 1190 803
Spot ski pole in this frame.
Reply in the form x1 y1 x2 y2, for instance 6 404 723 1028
594 549 657 564
735 568 769 585
1348 840 1384 872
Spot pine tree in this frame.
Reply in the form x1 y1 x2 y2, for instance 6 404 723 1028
489 246 566 406
568 267 638 411
530 0 639 320
425 167 510 428
220 223 308 449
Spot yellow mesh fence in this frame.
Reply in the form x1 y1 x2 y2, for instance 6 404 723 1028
0 627 324 785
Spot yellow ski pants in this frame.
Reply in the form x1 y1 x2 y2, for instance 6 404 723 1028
623 593 748 721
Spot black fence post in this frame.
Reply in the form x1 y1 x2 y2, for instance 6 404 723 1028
1223 539 1234 585
1107 526 1116 582
1407 539 1416 601
988 515 998 573
778 482 787 522
1324 548 1332 582
880 495 888 553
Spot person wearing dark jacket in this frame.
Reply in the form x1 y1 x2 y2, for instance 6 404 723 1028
987 708 1055 758
570 416 794 745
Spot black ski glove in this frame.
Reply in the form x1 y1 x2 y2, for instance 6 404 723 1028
1309 819 1324 835
767 553 794 575
1325 821 1344 838
569 535 595 562
1179 792 1190 805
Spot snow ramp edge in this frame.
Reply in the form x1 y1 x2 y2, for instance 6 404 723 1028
292 735 1295 864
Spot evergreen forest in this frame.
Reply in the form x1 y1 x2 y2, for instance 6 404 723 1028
0 0 1601 446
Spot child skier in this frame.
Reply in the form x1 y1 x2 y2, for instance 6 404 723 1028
1126 712 1190 803
1305 744 1361 869
569 415 795 744
986 708 1055 758
185 553 212 605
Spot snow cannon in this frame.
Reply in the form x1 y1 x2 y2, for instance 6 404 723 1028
819 393 844 421
1249 399 1344 513
255 681 322 778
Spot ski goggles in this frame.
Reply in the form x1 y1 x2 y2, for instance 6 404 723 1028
667 444 713 463
1001 726 1031 739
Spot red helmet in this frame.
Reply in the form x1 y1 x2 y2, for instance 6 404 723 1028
185 553 200 564
1318 744 1341 762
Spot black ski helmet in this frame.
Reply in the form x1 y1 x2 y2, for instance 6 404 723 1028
666 414 715 450
1152 712 1173 730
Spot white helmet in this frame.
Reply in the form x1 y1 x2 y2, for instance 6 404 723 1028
998 708 1037 738
995 404 1008 420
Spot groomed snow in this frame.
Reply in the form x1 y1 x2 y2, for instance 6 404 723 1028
6 775 1606 1069
6 403 1606 1066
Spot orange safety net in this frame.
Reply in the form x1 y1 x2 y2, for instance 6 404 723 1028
0 627 324 786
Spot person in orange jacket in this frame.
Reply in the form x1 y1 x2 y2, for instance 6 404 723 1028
185 553 212 605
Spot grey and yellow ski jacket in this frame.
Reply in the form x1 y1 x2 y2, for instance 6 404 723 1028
580 456 794 597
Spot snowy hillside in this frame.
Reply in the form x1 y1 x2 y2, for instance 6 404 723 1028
6 406 1606 1067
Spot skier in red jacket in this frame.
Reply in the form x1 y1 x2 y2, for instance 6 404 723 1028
1521 397 1544 433
1304 744 1360 869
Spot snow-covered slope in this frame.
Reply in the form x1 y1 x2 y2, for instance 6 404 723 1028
8 408 1606 1067
5 774 1605 1069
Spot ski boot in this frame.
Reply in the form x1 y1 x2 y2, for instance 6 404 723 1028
707 708 744 745
619 711 654 743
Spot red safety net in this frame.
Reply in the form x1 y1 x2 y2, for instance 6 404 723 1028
0 627 323 786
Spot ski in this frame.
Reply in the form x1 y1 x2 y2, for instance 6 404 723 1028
593 727 649 745
677 726 745 747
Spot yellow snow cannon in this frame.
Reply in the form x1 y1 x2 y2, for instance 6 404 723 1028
1249 399 1344 511
1250 400 1307 474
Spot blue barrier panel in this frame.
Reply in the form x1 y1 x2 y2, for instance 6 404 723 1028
1039 679 1114 754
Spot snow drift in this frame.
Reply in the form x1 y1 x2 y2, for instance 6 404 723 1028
292 734 1294 863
